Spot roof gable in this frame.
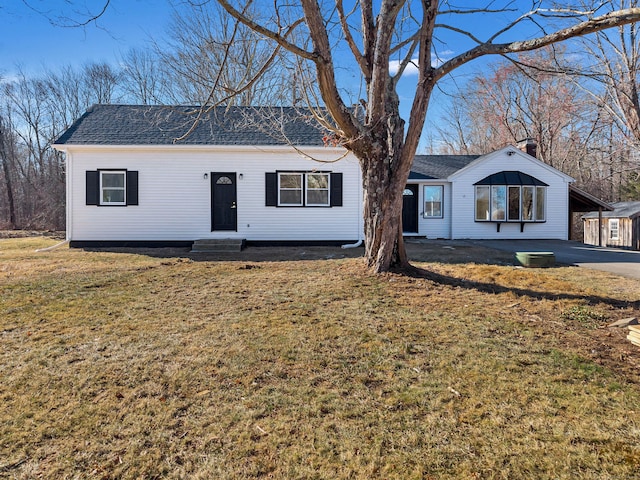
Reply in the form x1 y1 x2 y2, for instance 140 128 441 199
54 105 331 146
448 145 575 182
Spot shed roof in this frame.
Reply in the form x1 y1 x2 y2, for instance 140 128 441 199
582 201 640 219
54 104 331 146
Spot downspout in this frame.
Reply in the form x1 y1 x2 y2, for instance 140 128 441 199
35 239 69 252
342 238 363 249
342 162 363 249
65 149 72 243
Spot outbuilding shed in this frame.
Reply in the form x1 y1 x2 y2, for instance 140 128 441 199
583 201 640 250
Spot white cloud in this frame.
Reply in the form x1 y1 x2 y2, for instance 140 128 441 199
389 59 420 76
389 51 454 76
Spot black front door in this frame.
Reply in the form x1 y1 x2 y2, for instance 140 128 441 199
402 184 419 233
211 172 237 231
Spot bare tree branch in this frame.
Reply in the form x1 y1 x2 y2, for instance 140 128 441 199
435 8 640 82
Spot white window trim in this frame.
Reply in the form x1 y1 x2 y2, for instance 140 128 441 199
306 173 330 207
278 172 303 206
278 172 330 207
100 170 126 206
535 186 546 222
609 219 620 240
475 185 546 223
423 185 444 219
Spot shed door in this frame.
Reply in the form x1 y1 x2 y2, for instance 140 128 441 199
211 173 237 231
402 184 419 233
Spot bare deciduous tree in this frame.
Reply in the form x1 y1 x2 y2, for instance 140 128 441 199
156 1 293 106
119 48 168 105
215 0 640 272
0 61 124 229
0 113 18 228
561 0 640 198
83 62 120 104
435 47 636 202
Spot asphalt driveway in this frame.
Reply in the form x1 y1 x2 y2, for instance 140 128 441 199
466 239 640 280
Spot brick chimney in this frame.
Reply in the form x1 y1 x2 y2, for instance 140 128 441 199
517 138 537 158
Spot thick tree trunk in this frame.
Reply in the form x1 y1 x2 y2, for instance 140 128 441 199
361 159 408 272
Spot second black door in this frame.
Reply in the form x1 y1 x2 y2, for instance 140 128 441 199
402 184 419 233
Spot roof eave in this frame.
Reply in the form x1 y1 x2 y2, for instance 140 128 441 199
570 184 615 212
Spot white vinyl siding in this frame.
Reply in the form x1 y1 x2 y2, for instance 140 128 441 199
65 146 361 242
450 148 572 240
413 182 451 239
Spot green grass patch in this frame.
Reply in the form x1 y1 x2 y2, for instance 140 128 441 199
1 237 639 479
561 305 608 328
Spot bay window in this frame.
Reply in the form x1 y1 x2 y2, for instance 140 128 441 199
474 171 547 223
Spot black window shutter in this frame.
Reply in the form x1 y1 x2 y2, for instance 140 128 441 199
86 171 99 205
126 171 139 205
330 172 343 207
265 172 278 206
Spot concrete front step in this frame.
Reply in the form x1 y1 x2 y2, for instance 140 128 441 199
191 238 246 252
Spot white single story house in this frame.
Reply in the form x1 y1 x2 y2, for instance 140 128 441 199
53 105 603 247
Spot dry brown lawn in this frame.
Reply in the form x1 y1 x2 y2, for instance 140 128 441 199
1 235 639 479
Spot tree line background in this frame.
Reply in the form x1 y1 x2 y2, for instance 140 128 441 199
1 2 639 231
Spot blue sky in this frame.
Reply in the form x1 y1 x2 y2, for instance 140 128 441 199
0 1 558 151
0 0 171 78
0 1 518 81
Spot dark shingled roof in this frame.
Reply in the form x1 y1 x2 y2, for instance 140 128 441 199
409 155 480 179
54 104 330 146
55 105 489 180
582 201 640 219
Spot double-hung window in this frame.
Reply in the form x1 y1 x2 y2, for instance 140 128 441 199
609 219 620 240
100 171 126 205
277 172 330 207
278 173 304 206
266 171 342 207
85 170 139 206
306 173 330 206
423 185 444 218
